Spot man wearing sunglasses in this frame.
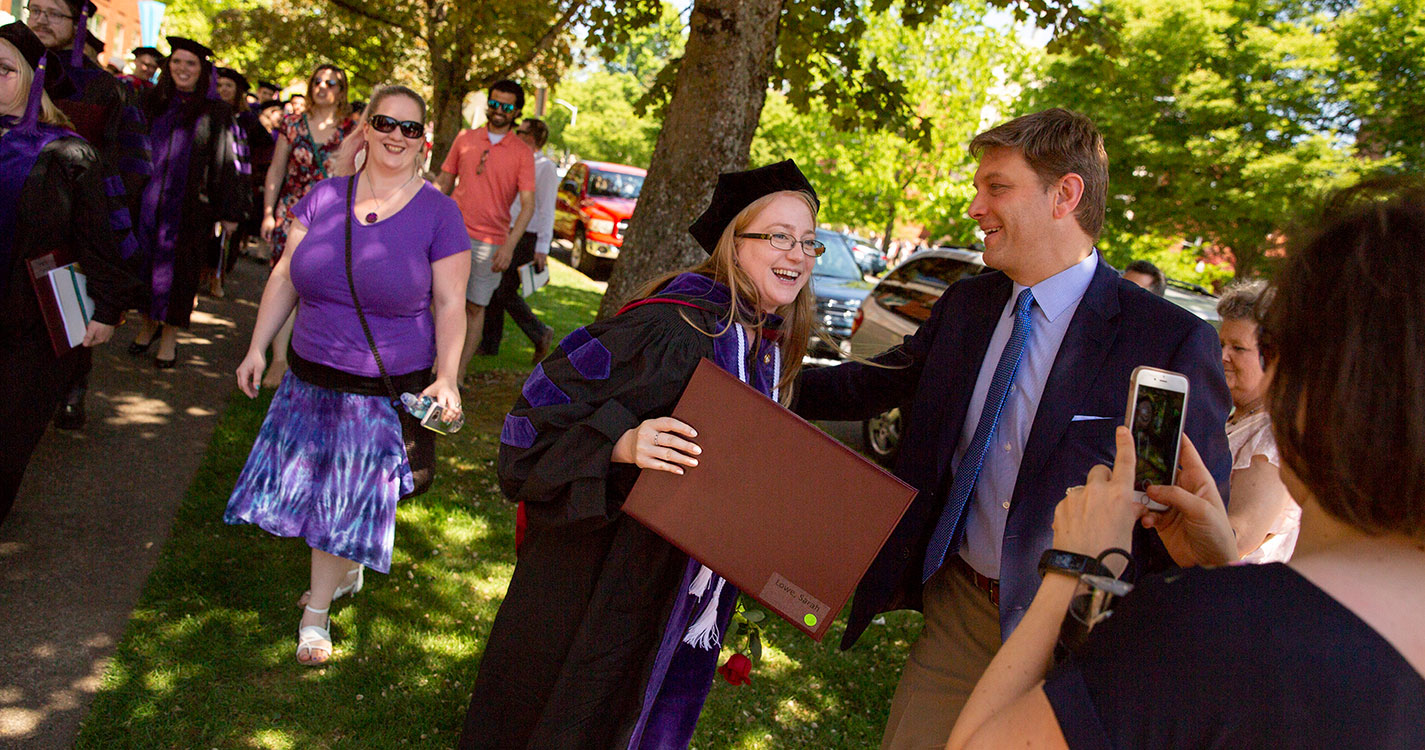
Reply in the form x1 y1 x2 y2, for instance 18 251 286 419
435 79 536 382
477 118 558 364
26 0 152 431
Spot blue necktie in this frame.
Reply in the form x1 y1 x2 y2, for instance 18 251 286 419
922 288 1035 582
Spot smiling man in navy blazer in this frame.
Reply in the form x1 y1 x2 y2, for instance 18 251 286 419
793 108 1230 749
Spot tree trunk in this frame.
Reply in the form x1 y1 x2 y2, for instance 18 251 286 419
596 0 785 319
881 208 896 256
429 68 466 174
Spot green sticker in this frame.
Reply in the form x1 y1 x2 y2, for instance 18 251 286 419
803 613 818 627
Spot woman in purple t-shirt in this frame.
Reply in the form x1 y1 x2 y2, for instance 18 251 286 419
225 85 471 666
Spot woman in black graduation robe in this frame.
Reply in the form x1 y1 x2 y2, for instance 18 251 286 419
461 161 823 749
131 36 247 367
0 23 144 523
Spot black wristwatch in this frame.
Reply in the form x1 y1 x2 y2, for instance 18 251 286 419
1038 549 1112 580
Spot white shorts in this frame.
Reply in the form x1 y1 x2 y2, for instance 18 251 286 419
466 238 502 306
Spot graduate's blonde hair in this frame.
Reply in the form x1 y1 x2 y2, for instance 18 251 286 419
630 190 819 404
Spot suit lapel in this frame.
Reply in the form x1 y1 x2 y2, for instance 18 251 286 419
1017 259 1122 480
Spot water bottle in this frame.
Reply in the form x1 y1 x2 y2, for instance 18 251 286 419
400 392 464 434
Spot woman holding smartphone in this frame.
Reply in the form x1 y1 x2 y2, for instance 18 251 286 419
946 180 1425 749
225 85 470 665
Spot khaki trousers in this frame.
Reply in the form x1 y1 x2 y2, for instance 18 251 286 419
880 562 1002 750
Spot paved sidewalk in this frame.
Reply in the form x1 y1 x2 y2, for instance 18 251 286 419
0 259 265 749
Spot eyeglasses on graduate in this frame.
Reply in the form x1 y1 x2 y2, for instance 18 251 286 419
368 114 424 139
487 100 517 114
26 3 74 21
735 232 826 256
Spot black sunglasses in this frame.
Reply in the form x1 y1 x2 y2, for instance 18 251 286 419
368 114 423 139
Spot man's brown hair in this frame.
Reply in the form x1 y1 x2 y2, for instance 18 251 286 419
969 108 1109 239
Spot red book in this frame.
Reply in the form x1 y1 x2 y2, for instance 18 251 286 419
27 250 88 357
623 359 918 641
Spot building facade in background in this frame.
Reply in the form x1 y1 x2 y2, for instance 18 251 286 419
1 0 164 73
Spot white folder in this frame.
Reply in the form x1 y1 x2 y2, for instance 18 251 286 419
518 261 550 298
47 263 93 347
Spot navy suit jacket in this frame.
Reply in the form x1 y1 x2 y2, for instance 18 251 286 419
794 257 1232 649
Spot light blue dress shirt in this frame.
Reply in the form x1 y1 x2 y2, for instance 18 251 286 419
956 250 1099 579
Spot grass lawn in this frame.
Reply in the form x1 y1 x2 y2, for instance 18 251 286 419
77 259 919 749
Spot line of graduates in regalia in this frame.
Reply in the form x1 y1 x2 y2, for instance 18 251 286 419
0 3 251 525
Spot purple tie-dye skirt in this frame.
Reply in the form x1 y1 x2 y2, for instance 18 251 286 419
224 371 414 573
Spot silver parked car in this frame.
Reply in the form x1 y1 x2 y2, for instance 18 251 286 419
846 248 1221 466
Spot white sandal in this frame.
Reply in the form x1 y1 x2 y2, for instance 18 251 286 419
296 605 333 665
296 565 364 608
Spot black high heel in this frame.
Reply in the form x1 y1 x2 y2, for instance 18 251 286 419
155 348 178 369
128 324 161 355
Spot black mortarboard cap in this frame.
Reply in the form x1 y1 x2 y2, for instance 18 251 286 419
216 67 249 92
131 45 162 59
59 0 97 15
1 21 46 70
258 80 280 91
0 22 75 100
166 36 213 61
688 159 819 254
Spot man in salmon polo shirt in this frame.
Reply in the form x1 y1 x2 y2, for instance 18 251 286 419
436 79 536 381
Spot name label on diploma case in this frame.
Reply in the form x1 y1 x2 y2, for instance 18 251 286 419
760 573 831 629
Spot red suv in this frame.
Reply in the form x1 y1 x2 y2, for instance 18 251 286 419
553 161 647 274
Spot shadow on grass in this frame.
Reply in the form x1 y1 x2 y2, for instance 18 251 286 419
75 261 916 748
75 374 528 749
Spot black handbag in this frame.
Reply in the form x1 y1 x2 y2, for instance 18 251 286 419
343 174 435 498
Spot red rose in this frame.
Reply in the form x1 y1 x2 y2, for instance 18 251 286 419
718 653 752 686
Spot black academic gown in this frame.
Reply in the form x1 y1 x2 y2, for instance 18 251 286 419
0 135 144 522
461 293 731 749
139 91 248 327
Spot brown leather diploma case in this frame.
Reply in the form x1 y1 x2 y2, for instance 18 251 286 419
623 359 918 641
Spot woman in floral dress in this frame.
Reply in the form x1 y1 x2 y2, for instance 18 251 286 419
258 64 356 386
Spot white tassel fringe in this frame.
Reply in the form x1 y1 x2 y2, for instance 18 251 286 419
688 564 714 598
682 574 726 650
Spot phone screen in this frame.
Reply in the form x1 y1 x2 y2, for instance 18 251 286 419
1131 384 1186 491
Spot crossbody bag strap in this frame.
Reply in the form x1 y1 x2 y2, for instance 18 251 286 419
344 173 401 408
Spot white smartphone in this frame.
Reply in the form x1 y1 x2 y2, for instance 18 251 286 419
1124 366 1190 511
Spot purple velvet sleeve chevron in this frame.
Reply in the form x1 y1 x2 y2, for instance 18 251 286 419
501 414 537 449
522 364 571 408
230 123 251 175
565 334 612 381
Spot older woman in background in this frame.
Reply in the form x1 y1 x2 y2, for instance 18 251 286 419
1217 279 1297 562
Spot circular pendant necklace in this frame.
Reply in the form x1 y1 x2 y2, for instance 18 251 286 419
363 168 418 224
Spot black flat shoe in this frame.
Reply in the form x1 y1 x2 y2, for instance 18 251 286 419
54 400 86 430
128 338 155 355
155 350 178 369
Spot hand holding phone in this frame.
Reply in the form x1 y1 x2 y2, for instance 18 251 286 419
1124 366 1190 511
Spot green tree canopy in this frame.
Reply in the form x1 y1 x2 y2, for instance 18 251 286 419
1333 0 1425 171
1026 0 1367 277
751 3 1032 246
